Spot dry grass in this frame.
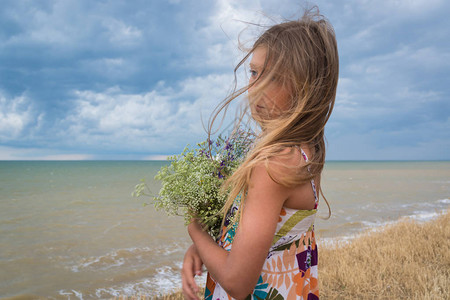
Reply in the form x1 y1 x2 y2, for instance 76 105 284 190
113 292 195 300
113 295 184 300
151 210 450 300
319 210 450 299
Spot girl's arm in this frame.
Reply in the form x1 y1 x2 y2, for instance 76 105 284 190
188 162 291 299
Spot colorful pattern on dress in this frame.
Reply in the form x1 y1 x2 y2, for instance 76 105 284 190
205 206 319 300
205 148 319 299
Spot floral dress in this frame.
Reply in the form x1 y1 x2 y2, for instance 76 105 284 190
204 149 319 300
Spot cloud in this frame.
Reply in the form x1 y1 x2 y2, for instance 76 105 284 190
0 145 94 160
102 18 142 46
0 0 449 160
60 73 236 154
33 154 95 160
320 0 450 159
143 154 171 160
0 91 43 141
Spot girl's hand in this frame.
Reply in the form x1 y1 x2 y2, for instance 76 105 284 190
181 244 203 300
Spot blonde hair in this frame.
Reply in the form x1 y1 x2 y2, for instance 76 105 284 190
210 8 339 223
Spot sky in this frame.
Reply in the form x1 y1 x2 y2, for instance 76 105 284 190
0 0 449 160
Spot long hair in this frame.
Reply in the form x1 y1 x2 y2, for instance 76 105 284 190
211 8 339 223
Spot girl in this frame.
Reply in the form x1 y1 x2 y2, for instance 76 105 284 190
182 8 338 300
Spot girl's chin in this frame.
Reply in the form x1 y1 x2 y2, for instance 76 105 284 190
250 107 261 119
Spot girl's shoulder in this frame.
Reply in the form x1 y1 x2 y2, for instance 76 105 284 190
260 145 311 185
267 145 310 168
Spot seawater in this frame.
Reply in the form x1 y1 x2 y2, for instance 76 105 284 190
0 160 449 299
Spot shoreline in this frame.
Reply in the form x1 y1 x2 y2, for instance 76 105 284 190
160 209 449 299
1 161 448 298
317 205 449 246
1 209 448 299
319 209 449 299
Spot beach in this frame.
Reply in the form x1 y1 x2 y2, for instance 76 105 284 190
0 160 449 298
161 209 450 300
319 209 450 299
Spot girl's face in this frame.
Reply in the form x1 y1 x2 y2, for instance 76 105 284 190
248 47 292 121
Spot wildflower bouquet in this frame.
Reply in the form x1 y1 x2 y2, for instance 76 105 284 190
133 129 254 238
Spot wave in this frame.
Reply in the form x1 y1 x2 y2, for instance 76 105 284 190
59 290 84 300
60 263 207 299
437 198 450 204
69 243 186 273
320 206 448 247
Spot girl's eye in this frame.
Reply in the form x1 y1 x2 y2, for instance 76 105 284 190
249 69 258 78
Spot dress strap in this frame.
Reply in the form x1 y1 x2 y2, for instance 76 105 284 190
299 148 319 208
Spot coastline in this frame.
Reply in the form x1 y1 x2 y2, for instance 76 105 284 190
1 160 448 298
160 209 449 299
319 209 449 299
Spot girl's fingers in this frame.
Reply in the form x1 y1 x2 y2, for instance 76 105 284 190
181 244 203 299
181 277 196 299
181 247 202 300
181 267 200 300
193 255 203 276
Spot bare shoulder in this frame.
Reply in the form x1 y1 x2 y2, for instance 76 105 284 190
274 146 303 164
247 145 317 207
263 146 308 183
264 145 318 210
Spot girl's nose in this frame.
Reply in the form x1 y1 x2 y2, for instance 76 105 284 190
248 77 258 93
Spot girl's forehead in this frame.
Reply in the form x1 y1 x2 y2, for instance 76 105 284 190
249 47 267 68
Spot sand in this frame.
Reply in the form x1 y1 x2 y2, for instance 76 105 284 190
124 210 450 299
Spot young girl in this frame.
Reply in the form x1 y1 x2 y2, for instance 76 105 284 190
182 8 338 300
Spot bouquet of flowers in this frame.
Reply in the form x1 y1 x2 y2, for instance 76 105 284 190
133 128 255 238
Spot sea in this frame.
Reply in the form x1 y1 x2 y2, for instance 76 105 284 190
0 160 449 299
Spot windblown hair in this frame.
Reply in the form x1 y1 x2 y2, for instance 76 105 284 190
210 8 339 222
